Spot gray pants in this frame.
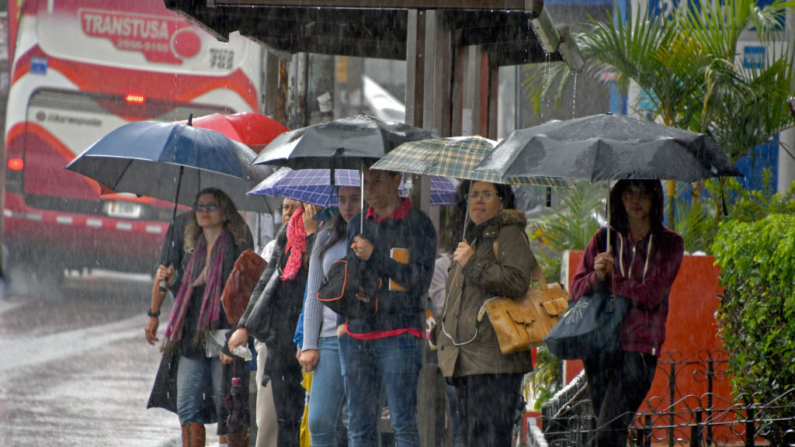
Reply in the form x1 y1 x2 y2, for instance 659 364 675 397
255 340 279 447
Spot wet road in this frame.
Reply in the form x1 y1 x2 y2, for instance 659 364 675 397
0 271 222 446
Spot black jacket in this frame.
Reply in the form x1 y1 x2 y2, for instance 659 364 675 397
239 224 314 372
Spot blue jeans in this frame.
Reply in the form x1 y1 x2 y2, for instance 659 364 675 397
308 337 347 447
339 333 422 447
176 355 224 426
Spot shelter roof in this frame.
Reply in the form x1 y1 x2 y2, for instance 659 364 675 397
164 0 563 65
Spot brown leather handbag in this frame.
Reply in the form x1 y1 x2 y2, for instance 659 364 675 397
476 240 569 354
222 249 267 325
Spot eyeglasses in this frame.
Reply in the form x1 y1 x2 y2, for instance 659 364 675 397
195 203 220 212
468 191 498 201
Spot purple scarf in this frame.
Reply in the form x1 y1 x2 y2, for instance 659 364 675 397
163 230 230 348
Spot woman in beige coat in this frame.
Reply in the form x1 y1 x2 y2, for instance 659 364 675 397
436 180 537 447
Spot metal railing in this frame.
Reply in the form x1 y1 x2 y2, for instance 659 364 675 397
535 350 795 447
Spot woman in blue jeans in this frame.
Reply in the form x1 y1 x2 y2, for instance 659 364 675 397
147 188 252 447
298 186 363 446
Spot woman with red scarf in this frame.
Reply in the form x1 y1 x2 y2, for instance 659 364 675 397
229 203 321 447
147 188 252 447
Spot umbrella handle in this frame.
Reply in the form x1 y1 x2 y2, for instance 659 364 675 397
360 165 365 233
160 166 185 294
606 180 610 253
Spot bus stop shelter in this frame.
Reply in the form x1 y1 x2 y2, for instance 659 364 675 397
164 0 583 144
164 0 583 444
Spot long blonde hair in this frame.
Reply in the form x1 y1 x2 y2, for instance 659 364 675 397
183 188 247 253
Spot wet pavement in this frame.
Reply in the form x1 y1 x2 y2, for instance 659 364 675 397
0 270 222 446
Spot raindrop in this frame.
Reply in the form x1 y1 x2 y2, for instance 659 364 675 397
572 73 578 119
543 53 551 118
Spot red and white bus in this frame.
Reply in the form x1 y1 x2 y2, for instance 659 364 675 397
3 0 263 283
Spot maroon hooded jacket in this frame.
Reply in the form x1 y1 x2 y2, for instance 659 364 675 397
569 180 684 356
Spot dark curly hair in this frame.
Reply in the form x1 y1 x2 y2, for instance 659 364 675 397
446 180 516 252
184 188 248 252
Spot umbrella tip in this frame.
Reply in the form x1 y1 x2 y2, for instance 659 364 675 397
188 114 193 126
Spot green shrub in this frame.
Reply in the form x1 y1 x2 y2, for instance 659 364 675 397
712 214 795 442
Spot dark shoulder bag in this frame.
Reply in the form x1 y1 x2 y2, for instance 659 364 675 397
543 288 629 360
317 252 382 319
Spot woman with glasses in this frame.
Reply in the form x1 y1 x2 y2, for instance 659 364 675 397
570 180 683 447
147 188 253 447
435 180 538 447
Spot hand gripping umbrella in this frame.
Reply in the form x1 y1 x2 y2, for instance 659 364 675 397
67 119 275 291
253 114 436 230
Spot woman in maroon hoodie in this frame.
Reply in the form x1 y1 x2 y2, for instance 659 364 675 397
570 179 684 447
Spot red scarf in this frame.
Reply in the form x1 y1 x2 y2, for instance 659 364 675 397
281 206 306 281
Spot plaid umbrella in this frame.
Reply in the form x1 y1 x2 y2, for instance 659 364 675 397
248 168 457 206
369 136 574 188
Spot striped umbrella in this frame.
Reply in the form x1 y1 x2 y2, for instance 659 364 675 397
248 168 457 207
369 136 574 188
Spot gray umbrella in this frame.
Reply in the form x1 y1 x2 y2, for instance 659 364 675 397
476 113 742 183
252 114 436 170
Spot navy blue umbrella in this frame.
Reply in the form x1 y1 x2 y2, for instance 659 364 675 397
66 121 275 212
67 120 275 292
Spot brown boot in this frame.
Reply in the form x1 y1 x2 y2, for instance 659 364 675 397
225 430 249 447
182 423 206 447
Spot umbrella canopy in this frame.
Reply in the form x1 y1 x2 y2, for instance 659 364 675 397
252 114 436 170
182 112 289 152
476 114 742 183
66 121 274 212
249 168 457 207
370 136 575 188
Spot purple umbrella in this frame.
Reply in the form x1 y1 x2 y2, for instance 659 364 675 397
248 168 457 207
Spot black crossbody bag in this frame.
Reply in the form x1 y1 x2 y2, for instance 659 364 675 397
317 252 382 319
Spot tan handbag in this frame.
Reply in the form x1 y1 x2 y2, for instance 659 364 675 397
476 240 569 354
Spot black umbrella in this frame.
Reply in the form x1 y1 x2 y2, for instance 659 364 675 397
253 114 436 229
252 114 436 170
476 113 742 183
476 113 742 250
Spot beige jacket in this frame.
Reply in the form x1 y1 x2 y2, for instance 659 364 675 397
437 209 536 378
